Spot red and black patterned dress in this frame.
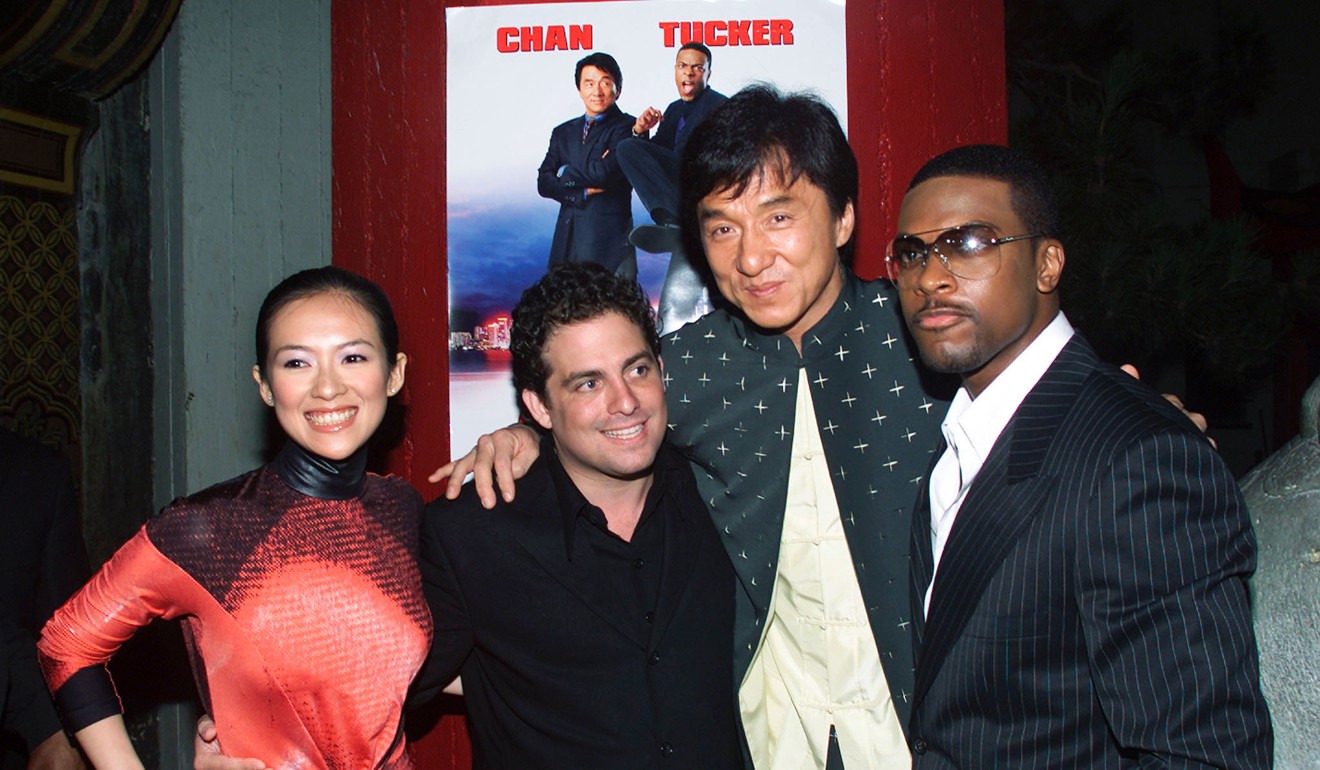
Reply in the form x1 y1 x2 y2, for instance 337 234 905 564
38 443 432 770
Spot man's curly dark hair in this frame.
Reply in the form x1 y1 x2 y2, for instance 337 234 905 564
511 263 660 420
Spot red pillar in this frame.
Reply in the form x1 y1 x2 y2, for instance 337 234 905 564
331 3 468 767
332 0 450 481
330 1 1004 766
847 0 1007 277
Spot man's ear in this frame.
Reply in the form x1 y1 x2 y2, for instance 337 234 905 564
1036 239 1065 294
521 389 553 431
834 200 856 249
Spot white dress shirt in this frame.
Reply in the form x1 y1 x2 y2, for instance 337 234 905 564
924 312 1074 616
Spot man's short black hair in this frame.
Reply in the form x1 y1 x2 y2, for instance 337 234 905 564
575 51 623 93
680 85 857 262
511 263 660 420
907 144 1060 239
678 42 712 66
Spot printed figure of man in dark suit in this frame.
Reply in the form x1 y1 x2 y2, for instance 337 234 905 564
619 43 727 229
892 145 1273 768
616 43 727 332
412 263 742 768
1 428 89 770
537 52 638 280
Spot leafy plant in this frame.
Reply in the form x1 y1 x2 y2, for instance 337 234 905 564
1006 0 1289 390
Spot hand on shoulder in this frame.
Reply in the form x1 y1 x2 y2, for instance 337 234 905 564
427 424 542 509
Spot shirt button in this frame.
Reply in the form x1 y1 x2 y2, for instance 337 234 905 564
645 611 655 624
913 737 928 755
648 651 661 665
658 742 674 757
632 558 645 569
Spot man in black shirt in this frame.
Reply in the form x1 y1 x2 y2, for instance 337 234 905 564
412 263 742 769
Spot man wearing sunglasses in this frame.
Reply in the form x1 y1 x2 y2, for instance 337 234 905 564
893 144 1272 768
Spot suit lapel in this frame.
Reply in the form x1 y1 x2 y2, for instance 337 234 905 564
910 440 943 649
0 431 20 494
0 455 13 496
913 337 1098 703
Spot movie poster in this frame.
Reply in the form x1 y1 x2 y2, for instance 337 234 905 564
447 0 848 452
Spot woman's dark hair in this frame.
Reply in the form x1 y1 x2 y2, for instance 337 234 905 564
254 266 400 378
511 263 659 420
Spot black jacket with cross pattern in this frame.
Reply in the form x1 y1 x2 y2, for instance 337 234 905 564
661 270 949 730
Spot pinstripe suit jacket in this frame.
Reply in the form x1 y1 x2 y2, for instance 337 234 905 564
908 336 1272 768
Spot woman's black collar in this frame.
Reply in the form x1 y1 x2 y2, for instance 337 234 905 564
272 441 368 500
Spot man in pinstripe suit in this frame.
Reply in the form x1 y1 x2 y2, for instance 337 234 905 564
892 145 1273 768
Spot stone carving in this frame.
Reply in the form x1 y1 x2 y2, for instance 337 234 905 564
1242 375 1320 767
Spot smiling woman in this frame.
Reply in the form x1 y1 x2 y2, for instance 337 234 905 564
37 267 431 770
254 291 406 462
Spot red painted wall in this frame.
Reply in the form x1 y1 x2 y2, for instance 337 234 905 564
330 1 1005 765
333 1 450 480
848 0 1008 276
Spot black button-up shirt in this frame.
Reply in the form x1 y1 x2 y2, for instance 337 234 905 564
548 439 668 644
416 433 743 769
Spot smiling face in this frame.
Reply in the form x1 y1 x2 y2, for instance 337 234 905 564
674 47 710 101
521 311 666 493
698 169 854 351
578 64 619 118
253 291 406 460
895 175 1063 396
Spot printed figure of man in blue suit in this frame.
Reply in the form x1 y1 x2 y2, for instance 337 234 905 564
617 42 728 332
536 52 638 280
893 144 1273 768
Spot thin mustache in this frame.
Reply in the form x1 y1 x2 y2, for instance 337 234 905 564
914 300 975 316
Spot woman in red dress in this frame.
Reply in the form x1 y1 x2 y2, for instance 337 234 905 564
38 267 432 770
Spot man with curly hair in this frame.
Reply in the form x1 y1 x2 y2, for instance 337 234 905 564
411 263 742 769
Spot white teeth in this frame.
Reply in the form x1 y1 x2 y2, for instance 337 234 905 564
307 408 356 426
604 424 644 440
